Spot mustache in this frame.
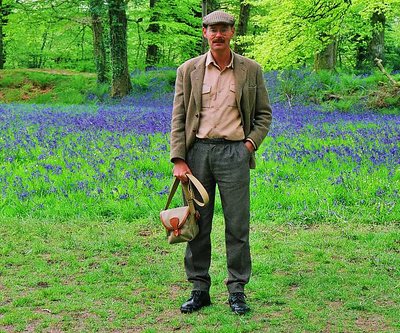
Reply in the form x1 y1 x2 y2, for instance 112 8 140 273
212 39 225 43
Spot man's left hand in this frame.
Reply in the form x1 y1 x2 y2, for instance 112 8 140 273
244 140 255 153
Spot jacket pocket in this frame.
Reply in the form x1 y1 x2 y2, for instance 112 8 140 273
247 86 256 115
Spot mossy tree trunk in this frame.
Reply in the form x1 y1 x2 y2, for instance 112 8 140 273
201 0 207 53
89 0 108 83
234 0 250 55
145 0 160 69
0 0 3 69
0 0 11 69
369 9 385 66
314 36 337 71
108 0 132 97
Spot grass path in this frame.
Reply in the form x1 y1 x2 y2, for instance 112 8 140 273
12 68 96 77
1 217 399 332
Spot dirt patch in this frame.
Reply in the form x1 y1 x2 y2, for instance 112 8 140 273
37 281 50 288
31 85 53 94
0 325 15 333
328 300 343 310
375 299 396 308
24 320 40 333
355 314 389 332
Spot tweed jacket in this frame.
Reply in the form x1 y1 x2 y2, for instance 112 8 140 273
170 52 272 169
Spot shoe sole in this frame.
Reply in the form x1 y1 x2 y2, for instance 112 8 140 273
180 302 211 313
232 309 250 315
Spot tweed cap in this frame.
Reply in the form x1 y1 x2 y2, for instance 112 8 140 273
202 10 235 27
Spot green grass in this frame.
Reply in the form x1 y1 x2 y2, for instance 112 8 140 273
0 217 399 332
0 68 399 331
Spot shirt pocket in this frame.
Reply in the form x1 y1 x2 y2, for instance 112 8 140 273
228 82 237 107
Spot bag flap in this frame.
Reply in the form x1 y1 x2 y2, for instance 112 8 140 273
160 206 190 231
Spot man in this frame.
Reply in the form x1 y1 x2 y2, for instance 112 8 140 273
170 10 272 315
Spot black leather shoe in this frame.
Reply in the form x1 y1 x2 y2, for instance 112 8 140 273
180 290 211 313
228 292 250 315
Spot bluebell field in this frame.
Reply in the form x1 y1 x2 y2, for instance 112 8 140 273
0 73 399 223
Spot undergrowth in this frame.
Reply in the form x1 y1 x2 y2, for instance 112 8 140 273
1 68 399 112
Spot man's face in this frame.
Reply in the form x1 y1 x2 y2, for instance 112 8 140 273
202 24 235 52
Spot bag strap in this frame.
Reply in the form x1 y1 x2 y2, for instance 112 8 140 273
186 174 209 207
164 174 209 210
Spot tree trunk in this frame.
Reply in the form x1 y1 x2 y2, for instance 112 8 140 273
314 37 337 71
369 10 385 65
89 0 108 83
108 0 132 98
0 0 3 69
0 0 8 69
145 0 160 69
206 0 219 13
201 0 207 53
38 30 48 68
234 1 250 55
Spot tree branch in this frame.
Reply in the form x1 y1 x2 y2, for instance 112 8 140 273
374 58 400 87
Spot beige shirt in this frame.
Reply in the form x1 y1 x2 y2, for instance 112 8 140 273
196 51 245 141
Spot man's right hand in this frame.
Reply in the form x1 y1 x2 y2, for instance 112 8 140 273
172 159 192 183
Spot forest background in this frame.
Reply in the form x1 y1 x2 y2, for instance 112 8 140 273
0 1 400 332
1 0 400 97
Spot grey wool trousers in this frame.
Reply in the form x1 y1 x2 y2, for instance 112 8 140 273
185 139 251 293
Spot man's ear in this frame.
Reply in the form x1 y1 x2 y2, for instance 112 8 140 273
202 26 207 38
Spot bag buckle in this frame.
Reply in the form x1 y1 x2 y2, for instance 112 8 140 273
169 217 181 236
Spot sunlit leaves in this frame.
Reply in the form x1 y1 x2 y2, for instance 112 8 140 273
244 0 400 70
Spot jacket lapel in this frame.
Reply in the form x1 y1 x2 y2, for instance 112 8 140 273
190 54 207 112
234 55 247 109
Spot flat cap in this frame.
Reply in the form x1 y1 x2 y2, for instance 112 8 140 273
202 10 235 27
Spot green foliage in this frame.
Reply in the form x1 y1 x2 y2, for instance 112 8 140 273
4 0 93 70
245 0 400 71
0 71 25 87
131 68 176 95
273 68 399 111
128 0 202 69
2 0 400 73
246 0 352 69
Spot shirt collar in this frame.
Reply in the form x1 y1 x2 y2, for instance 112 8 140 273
206 50 234 69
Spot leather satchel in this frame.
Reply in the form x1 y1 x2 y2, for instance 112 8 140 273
160 174 209 244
